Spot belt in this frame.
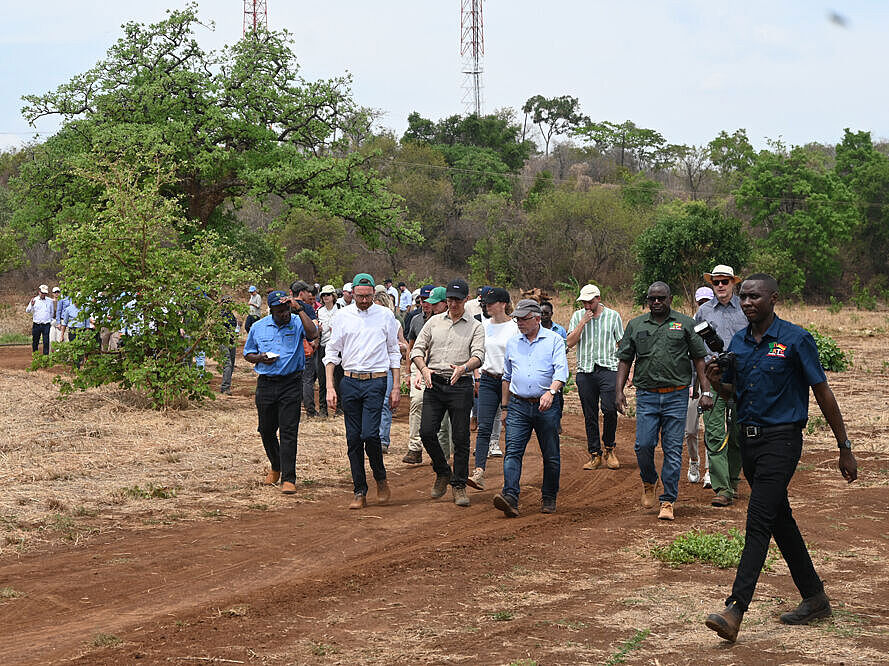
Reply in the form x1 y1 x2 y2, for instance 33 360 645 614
511 394 542 404
431 372 472 383
345 371 388 380
739 423 803 439
482 370 502 381
258 370 302 382
643 385 688 394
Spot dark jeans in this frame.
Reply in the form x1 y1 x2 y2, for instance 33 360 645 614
220 345 236 393
420 374 473 488
314 345 329 414
255 371 302 483
244 314 260 333
474 373 501 468
502 395 561 502
302 350 318 415
32 322 51 355
340 375 387 495
576 368 618 454
728 427 823 612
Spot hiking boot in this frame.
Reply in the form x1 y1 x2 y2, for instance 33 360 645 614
705 602 744 642
493 493 519 518
541 498 556 514
376 479 391 505
467 467 486 490
712 494 733 507
488 442 503 457
349 493 366 510
453 486 470 507
658 501 674 520
262 470 280 486
641 482 658 509
381 444 389 455
779 592 831 625
281 481 297 495
703 471 712 488
431 474 450 499
687 460 701 483
604 447 620 470
402 449 422 464
583 453 603 470
319 409 329 418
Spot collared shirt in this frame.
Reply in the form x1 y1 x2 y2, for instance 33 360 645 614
399 290 413 312
724 316 826 426
407 311 429 342
61 303 92 329
317 304 339 346
410 310 485 375
323 303 401 372
503 325 569 399
243 313 306 375
544 322 568 340
26 296 54 324
617 309 709 389
386 286 399 304
464 298 483 319
248 293 262 316
568 306 624 372
480 318 519 375
694 294 748 351
54 296 71 325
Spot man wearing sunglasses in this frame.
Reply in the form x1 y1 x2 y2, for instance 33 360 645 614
616 282 713 520
695 264 749 508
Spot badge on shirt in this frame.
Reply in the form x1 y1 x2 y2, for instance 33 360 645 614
669 322 683 331
767 342 787 357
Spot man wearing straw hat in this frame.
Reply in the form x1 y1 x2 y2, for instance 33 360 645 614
695 264 748 507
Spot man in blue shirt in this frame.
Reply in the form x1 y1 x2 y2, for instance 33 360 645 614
493 299 568 517
704 274 858 643
244 290 318 494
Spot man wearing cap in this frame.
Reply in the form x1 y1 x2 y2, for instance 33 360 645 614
687 286 715 486
616 282 713 521
26 285 54 355
243 290 318 494
695 265 749 507
397 282 412 319
384 278 399 307
566 284 625 471
316 284 340 416
492 299 568 517
290 281 321 417
411 278 485 506
245 285 262 333
324 273 401 509
337 283 353 308
402 286 453 464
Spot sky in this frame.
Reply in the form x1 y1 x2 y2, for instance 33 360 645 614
1 1 888 152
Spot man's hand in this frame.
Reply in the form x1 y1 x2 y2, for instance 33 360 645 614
389 386 400 411
538 391 554 412
258 353 277 364
704 359 722 385
698 394 715 411
838 449 858 483
581 309 594 326
616 391 628 415
449 363 467 385
500 406 508 423
326 386 337 412
414 367 433 390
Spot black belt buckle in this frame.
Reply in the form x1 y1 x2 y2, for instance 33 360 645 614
744 425 761 438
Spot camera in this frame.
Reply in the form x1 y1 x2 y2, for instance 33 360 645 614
694 321 736 371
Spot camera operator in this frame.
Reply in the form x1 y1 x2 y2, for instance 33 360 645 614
703 273 857 643
694 264 748 507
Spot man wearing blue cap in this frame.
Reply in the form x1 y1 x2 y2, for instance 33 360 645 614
244 290 318 494
245 285 262 333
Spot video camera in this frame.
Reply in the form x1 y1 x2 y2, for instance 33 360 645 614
693 321 736 371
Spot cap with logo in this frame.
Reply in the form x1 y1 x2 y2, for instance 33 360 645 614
419 284 435 299
353 273 375 288
483 287 510 304
577 284 601 301
511 299 542 318
426 286 447 305
267 290 289 307
445 278 469 300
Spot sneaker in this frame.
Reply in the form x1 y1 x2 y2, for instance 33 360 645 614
705 602 744 642
402 449 422 464
641 482 658 509
658 501 674 521
541 498 556 514
604 447 620 470
431 474 450 499
467 467 486 491
488 443 503 457
493 493 519 518
779 592 831 625
583 453 603 470
687 460 701 484
703 471 712 489
453 486 470 507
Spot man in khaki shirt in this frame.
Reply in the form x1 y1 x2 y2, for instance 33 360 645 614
411 278 485 507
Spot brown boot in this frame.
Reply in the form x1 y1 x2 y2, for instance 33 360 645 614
583 453 603 470
658 501 674 521
641 482 657 509
705 602 744 642
402 449 422 464
281 481 297 494
604 447 620 470
262 470 280 486
376 479 391 505
349 493 367 509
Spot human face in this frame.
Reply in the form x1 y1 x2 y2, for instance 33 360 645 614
420 298 432 315
321 293 335 307
583 296 600 312
353 285 374 311
446 296 466 318
540 303 553 327
516 313 540 338
646 286 671 317
486 300 506 318
343 291 353 304
270 303 291 326
431 300 447 314
710 275 734 304
738 279 777 325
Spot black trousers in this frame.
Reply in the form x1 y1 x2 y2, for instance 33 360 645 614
420 374 473 488
314 345 328 414
576 367 618 454
32 322 51 355
302 351 318 415
255 371 302 483
728 427 823 612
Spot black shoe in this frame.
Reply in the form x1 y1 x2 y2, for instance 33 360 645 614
402 449 422 464
780 592 831 625
493 493 519 518
541 498 556 514
705 602 744 642
319 410 329 418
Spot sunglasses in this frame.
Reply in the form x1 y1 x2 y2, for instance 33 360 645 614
647 295 668 302
711 278 732 286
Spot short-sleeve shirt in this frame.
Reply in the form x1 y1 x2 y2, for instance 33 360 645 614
568 306 624 372
617 309 708 389
407 312 428 342
243 314 306 375
724 316 827 427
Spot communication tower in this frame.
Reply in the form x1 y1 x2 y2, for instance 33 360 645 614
460 0 484 116
243 0 268 36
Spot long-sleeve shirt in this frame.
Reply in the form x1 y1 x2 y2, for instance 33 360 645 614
503 326 569 399
410 310 485 375
26 296 54 324
61 303 92 329
317 304 339 347
398 289 413 312
694 294 748 351
323 303 401 372
54 297 71 325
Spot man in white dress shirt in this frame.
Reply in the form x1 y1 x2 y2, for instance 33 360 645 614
26 284 54 355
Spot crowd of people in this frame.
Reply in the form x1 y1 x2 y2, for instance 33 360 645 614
26 284 97 354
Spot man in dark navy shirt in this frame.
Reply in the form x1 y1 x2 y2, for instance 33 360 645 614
703 274 857 643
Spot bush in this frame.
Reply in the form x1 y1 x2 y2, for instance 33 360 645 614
806 328 852 372
651 528 777 570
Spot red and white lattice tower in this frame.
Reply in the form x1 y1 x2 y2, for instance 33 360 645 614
243 0 268 36
460 0 484 116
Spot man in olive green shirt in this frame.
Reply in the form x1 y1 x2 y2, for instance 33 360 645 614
616 282 714 521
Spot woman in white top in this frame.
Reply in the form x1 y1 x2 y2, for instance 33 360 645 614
467 287 518 491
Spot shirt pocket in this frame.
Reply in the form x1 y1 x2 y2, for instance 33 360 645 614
635 333 654 357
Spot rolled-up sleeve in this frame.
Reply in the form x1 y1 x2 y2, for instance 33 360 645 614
410 322 431 361
551 335 568 383
386 317 401 369
323 322 343 367
470 320 485 365
243 325 259 358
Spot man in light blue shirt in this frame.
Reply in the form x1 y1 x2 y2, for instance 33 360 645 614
60 302 94 341
494 299 568 517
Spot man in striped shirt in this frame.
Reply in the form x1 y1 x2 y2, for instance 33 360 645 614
566 284 624 471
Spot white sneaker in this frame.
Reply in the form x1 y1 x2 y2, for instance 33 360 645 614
489 443 503 457
687 460 701 484
703 471 712 489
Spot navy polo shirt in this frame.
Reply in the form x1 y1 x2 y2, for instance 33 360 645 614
724 316 826 426
243 314 306 376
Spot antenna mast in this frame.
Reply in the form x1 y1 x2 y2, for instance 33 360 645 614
460 0 484 116
243 0 268 36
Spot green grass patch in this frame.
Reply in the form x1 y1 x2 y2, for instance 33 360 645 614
651 528 777 570
491 610 515 621
0 333 29 345
604 628 650 665
90 633 121 648
117 484 176 500
310 642 338 656
0 586 24 600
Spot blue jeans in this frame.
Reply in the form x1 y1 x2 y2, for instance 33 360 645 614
474 373 501 468
634 389 688 503
341 375 387 495
502 396 561 503
379 369 394 446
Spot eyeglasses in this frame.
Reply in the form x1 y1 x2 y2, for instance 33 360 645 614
646 295 668 303
711 278 731 286
517 314 537 321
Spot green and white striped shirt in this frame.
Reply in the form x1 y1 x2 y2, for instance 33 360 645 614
568 306 624 372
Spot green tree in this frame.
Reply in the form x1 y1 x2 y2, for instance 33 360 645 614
633 201 751 304
0 150 26 273
521 94 589 156
707 129 756 176
575 120 675 172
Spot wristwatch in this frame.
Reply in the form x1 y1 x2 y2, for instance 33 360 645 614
501 403 509 409
548 388 558 396
838 439 852 451
701 390 713 399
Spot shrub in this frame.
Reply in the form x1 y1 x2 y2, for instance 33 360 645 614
806 328 852 372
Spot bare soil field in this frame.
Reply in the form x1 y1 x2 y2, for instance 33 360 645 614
1 298 889 665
